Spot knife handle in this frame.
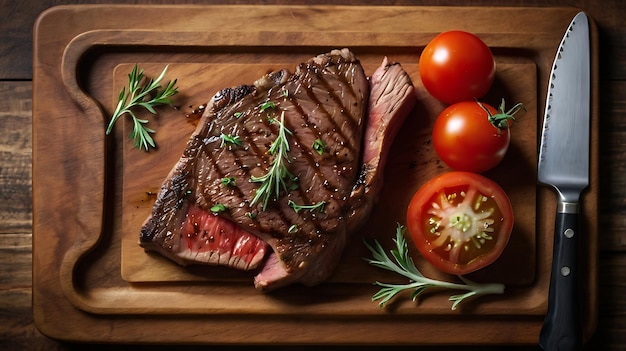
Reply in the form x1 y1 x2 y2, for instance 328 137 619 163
539 210 583 351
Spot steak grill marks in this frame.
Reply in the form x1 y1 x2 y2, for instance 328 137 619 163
139 48 420 290
184 53 364 242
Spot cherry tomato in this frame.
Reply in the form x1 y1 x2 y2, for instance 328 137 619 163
432 100 522 173
419 31 496 104
406 171 513 275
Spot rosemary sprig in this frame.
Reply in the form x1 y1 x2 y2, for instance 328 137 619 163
106 64 179 151
250 111 298 210
365 224 505 310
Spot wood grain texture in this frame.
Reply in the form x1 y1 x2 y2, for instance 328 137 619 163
598 81 626 251
29 4 595 345
0 82 32 234
119 61 538 289
0 108 618 348
2 0 626 80
1 0 625 350
0 82 49 350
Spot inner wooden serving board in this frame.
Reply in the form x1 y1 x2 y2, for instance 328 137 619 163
32 4 598 346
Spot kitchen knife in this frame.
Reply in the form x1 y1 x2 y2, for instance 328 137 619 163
538 11 590 351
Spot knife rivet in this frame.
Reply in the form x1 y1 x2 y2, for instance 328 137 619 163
561 266 571 276
564 228 575 238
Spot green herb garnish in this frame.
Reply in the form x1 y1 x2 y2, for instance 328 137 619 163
220 133 242 148
260 101 276 112
365 224 505 310
221 177 236 186
106 64 178 151
250 111 297 210
288 200 326 214
312 138 326 155
210 203 228 213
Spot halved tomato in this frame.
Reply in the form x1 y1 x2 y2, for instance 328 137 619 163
406 172 513 275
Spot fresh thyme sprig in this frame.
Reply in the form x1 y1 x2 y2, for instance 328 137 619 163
250 111 298 210
365 224 505 310
106 64 179 151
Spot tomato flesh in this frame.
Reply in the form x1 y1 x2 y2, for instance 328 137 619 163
407 172 513 275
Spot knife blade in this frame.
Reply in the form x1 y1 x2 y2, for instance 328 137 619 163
538 11 590 351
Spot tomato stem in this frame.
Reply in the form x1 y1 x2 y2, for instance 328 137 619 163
477 98 526 130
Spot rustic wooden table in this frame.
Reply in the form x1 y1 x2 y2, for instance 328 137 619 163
1 1 623 350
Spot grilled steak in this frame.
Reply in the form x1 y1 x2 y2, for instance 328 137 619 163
140 49 416 291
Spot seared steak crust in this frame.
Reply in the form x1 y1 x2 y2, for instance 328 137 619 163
140 50 417 291
140 49 371 289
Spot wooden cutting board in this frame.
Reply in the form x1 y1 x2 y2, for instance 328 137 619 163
32 4 598 345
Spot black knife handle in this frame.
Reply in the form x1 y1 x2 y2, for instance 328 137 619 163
539 211 582 351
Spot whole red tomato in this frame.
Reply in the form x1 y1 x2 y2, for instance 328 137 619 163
432 100 523 173
419 31 496 104
406 171 514 275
